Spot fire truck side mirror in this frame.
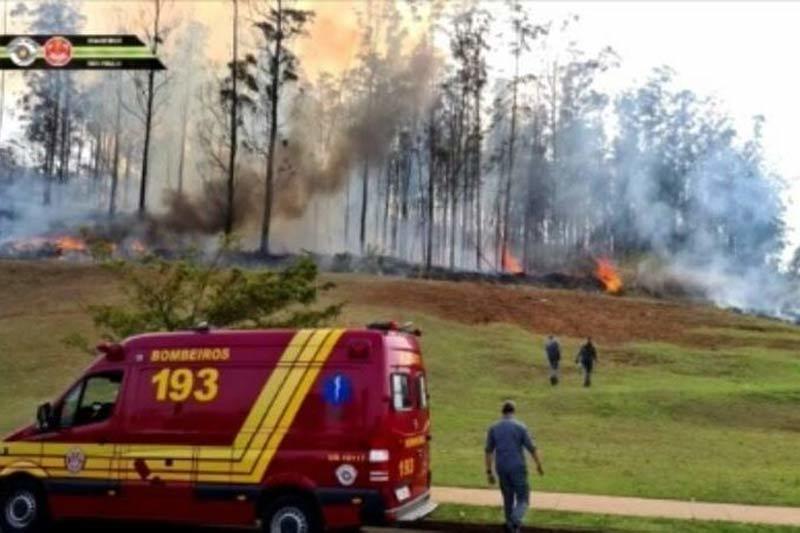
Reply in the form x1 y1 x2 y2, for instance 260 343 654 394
36 402 54 432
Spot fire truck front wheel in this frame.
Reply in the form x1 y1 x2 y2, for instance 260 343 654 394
0 478 50 533
262 494 323 533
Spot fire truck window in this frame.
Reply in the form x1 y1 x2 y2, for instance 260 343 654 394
391 374 413 411
62 372 123 428
59 383 82 428
418 374 429 409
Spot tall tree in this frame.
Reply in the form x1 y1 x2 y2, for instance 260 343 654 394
501 1 547 270
254 0 315 255
442 5 491 269
133 0 170 215
351 0 407 254
173 20 209 196
225 0 239 235
108 72 123 216
466 9 491 270
13 1 85 203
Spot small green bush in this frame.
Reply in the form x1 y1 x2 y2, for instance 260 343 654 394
85 248 342 341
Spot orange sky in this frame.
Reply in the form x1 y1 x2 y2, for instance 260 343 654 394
82 1 384 79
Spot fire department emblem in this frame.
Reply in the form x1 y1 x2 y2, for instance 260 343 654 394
64 447 86 474
335 464 357 486
43 36 73 67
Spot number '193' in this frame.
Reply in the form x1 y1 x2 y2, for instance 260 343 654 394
152 367 219 402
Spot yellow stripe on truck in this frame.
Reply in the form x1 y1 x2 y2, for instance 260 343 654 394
112 329 342 483
232 330 329 467
233 329 314 450
233 328 344 483
0 328 345 485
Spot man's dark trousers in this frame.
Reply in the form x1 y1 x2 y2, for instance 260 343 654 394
582 361 593 387
548 355 559 385
498 468 529 530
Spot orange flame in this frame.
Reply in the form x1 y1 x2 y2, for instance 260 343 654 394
55 236 87 253
595 257 623 294
502 249 524 275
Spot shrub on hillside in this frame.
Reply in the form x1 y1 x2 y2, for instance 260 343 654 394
74 246 342 343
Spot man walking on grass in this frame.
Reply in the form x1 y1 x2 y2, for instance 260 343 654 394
544 335 561 386
576 337 599 387
485 401 544 533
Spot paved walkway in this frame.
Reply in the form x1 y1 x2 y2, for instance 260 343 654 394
432 487 800 527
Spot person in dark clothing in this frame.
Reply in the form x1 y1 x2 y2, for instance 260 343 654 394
485 401 544 533
544 335 561 386
575 337 598 387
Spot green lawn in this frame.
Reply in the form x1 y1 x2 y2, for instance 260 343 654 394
430 504 800 532
1 261 799 511
340 306 800 506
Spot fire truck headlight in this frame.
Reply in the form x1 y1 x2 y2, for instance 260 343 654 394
369 449 390 463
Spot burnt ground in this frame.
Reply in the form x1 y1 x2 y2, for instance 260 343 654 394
0 260 797 350
330 274 799 348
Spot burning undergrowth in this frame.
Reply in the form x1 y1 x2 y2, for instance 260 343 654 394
594 257 623 294
323 250 619 294
3 220 800 326
0 203 216 262
0 226 148 261
0 174 626 297
0 173 794 324
0 221 620 296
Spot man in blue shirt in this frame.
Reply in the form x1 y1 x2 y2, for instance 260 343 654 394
485 401 544 533
545 335 561 386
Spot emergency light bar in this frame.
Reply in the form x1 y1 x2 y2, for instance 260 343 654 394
367 321 422 337
97 342 125 362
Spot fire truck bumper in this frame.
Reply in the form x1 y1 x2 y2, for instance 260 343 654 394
316 488 437 526
387 490 438 523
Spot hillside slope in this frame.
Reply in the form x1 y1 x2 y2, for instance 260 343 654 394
1 261 798 507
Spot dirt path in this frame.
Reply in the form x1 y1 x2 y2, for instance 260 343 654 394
433 486 800 527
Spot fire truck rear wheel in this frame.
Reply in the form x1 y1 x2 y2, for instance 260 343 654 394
262 494 322 533
0 478 49 533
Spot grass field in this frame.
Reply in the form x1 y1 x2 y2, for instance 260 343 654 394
1 260 799 510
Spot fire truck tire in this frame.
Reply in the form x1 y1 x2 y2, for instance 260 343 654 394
0 478 50 533
262 494 323 533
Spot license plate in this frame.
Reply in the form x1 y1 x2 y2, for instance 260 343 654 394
395 486 411 502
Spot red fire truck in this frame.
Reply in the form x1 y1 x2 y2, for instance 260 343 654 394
0 323 435 532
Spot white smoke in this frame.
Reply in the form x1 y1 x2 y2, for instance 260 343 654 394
0 171 112 243
619 141 798 319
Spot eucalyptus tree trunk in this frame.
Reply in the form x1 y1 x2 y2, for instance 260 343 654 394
260 0 284 255
138 0 162 215
109 74 123 216
224 0 239 236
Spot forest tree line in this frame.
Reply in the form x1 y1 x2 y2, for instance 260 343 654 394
2 0 790 276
